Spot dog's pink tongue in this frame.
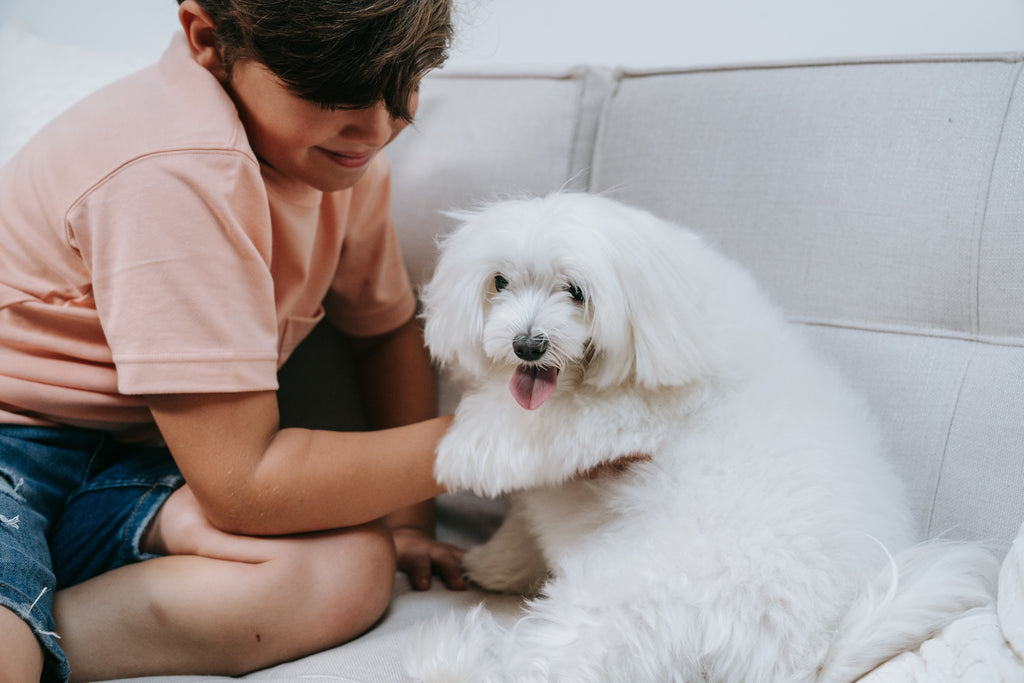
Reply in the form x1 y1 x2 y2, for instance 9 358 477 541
510 365 558 410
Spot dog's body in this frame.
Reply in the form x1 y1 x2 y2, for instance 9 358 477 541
412 194 997 682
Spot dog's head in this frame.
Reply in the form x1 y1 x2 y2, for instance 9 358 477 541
421 193 720 407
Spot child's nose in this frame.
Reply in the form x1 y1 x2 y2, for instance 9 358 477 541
339 101 399 148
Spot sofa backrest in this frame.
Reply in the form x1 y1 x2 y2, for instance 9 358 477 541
386 54 1024 551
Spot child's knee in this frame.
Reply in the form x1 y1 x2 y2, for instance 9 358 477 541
327 522 397 608
334 523 397 621
288 523 397 643
0 605 45 680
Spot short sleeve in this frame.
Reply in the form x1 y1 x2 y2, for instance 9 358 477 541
68 150 281 395
323 156 416 337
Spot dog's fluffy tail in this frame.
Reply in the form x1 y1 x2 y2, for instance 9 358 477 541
818 538 1000 683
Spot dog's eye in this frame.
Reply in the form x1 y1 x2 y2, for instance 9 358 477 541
494 274 509 292
567 282 585 303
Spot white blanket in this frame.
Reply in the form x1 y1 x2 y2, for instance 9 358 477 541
861 524 1024 682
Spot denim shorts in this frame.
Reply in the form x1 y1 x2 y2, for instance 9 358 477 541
0 425 183 682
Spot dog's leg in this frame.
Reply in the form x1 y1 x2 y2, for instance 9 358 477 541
444 581 683 683
464 498 549 595
406 604 507 683
408 594 620 683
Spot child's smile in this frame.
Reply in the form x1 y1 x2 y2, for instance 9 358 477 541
226 60 416 193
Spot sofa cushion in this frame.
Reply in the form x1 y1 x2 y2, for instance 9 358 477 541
580 57 1024 550
590 58 1022 338
389 69 615 290
981 68 1024 341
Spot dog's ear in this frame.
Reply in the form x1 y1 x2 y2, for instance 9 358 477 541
420 215 493 376
584 203 721 391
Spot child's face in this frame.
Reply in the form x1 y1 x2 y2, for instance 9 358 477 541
227 59 416 193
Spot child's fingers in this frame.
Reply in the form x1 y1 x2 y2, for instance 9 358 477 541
403 553 432 590
393 529 467 591
432 545 467 590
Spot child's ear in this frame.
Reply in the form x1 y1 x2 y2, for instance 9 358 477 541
179 0 227 81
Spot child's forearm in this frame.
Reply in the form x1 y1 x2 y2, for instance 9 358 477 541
248 418 451 535
351 316 438 430
148 390 451 536
147 317 448 537
385 499 436 535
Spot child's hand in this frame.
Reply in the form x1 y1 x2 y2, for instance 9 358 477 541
392 527 467 591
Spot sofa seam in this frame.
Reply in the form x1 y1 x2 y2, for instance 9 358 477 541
565 67 615 191
429 53 1024 81
792 318 1024 349
973 60 1024 342
611 52 1024 79
925 59 1023 540
585 71 625 194
925 345 977 539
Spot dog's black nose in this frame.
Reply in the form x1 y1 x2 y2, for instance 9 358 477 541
513 334 549 361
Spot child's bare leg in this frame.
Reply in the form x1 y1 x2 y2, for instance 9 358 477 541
54 485 396 681
0 605 44 682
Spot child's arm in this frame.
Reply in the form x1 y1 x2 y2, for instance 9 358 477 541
147 390 450 536
147 316 465 587
348 316 437 434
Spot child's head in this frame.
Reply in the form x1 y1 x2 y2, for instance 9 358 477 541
177 0 453 122
177 0 453 192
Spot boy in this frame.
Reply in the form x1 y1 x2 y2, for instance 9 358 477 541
0 1 464 680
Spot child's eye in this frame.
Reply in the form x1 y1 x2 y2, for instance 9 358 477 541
567 282 585 303
494 274 509 292
315 101 352 112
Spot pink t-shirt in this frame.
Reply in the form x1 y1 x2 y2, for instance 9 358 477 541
0 34 416 435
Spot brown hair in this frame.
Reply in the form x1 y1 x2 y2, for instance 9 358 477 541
179 0 453 121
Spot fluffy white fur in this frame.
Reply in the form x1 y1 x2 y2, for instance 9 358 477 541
409 193 998 682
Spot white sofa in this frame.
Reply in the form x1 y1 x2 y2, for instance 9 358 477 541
4 24 1024 682
246 51 1024 683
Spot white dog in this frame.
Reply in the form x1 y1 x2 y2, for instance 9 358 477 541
410 193 997 683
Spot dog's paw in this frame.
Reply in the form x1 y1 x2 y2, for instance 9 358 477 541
462 510 550 595
432 431 483 494
464 543 549 595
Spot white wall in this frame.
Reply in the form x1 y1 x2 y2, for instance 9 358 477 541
0 0 179 59
452 0 1024 68
1 0 1023 68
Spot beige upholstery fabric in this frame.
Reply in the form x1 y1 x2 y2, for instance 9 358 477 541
591 59 1020 338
